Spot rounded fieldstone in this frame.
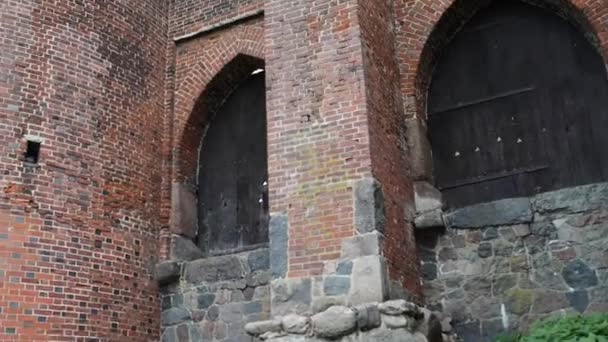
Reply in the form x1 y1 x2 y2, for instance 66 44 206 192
355 304 381 331
197 293 215 309
382 314 408 329
482 228 499 241
563 260 598 289
421 263 437 281
439 248 457 262
248 249 270 272
566 290 589 313
161 307 191 326
312 305 357 339
206 305 219 321
478 243 492 258
244 319 282 336
378 300 420 317
282 314 309 334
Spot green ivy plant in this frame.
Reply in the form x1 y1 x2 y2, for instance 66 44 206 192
494 314 608 342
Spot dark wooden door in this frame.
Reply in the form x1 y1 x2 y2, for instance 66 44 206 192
428 0 608 208
198 73 269 253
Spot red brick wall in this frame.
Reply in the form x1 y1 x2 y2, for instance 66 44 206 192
172 19 264 185
170 0 263 38
0 0 167 340
264 0 372 278
158 0 265 259
358 0 422 298
162 17 264 258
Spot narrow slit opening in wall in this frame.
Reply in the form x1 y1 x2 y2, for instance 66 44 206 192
24 141 41 164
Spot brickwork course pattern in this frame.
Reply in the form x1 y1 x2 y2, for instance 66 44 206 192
1 0 607 341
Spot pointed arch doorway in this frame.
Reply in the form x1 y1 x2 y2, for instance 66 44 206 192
428 0 608 209
197 72 269 254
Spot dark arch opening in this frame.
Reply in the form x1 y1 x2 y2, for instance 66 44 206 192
427 0 608 208
416 0 604 122
196 71 268 254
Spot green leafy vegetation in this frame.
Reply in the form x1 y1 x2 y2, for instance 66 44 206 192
495 314 608 342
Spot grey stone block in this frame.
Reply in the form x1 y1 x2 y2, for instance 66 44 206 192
162 307 191 326
312 296 345 314
161 326 177 342
414 209 445 229
176 323 190 341
354 178 386 234
323 276 351 296
414 181 443 214
311 305 356 339
566 290 589 313
271 278 312 316
183 255 245 283
197 293 215 309
248 248 270 272
170 234 204 262
244 319 282 336
382 314 408 329
270 214 289 278
244 301 263 315
336 260 353 275
348 255 388 305
532 291 569 314
155 260 181 285
405 117 434 181
478 243 492 258
378 300 420 316
341 232 382 260
355 303 381 331
470 296 502 320
421 263 437 280
562 260 598 289
282 314 310 334
206 305 219 321
170 182 198 239
533 182 608 214
418 309 443 342
444 197 533 228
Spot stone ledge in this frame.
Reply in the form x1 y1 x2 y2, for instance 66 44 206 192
415 182 608 230
444 197 533 228
245 300 452 341
155 260 181 285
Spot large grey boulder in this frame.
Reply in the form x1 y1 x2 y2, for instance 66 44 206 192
311 306 357 339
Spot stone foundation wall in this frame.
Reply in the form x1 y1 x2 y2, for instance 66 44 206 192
245 299 450 342
417 183 608 341
157 248 271 342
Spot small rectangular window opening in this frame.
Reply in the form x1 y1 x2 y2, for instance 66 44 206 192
25 141 41 164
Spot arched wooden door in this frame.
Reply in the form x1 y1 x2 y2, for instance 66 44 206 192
197 73 268 253
428 1 608 208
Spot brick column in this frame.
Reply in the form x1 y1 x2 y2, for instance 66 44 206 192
265 0 421 316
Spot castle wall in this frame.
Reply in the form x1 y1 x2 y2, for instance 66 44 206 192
0 0 167 340
418 183 608 341
2 0 607 340
158 249 271 342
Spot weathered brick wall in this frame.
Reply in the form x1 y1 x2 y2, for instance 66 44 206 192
0 0 167 340
358 0 422 299
265 0 370 279
162 0 265 259
170 0 263 39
